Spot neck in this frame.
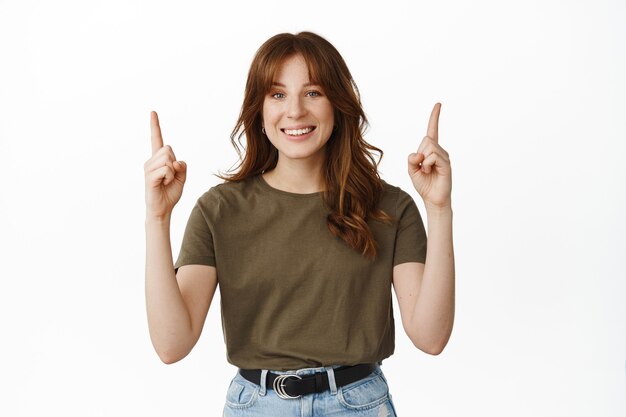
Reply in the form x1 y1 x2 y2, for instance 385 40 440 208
262 156 326 194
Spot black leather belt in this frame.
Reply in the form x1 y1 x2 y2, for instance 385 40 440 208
239 362 380 399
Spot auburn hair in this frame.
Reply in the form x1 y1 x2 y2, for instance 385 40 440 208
217 31 392 259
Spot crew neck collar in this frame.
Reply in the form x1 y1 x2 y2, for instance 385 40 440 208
255 174 324 199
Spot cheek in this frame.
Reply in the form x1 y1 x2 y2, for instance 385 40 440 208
321 102 334 127
262 104 281 127
321 111 335 142
324 111 335 132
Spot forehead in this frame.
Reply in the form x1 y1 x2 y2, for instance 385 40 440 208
272 53 318 85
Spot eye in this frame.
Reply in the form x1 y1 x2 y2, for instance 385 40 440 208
271 92 285 99
306 90 322 97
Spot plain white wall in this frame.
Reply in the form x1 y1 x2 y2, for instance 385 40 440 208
1 0 624 416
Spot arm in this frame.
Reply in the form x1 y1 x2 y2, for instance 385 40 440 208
392 206 454 355
145 216 218 364
144 111 217 364
395 102 455 355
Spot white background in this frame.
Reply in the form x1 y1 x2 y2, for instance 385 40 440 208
1 0 624 416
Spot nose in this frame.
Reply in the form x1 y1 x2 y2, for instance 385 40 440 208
286 95 306 119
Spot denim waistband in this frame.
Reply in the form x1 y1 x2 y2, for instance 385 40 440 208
265 362 381 376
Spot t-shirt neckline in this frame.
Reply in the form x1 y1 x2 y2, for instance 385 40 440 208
255 174 324 199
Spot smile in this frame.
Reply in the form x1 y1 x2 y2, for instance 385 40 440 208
282 126 316 136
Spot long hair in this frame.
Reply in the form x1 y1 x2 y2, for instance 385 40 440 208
217 31 392 259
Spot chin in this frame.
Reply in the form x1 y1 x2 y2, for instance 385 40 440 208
278 148 325 161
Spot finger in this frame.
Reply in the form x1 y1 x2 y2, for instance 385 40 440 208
173 160 187 183
426 102 441 143
145 157 176 176
421 151 447 174
145 146 177 171
151 111 164 156
423 141 449 158
407 152 425 175
416 135 435 156
408 152 425 165
147 165 175 187
418 145 450 164
417 139 450 162
164 161 186 184
160 144 176 161
173 160 186 171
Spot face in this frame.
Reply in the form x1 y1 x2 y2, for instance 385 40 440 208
262 54 334 166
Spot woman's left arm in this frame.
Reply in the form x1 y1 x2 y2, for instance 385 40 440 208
392 103 455 355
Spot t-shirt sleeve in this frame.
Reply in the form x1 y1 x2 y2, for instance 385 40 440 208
393 189 427 266
173 190 218 273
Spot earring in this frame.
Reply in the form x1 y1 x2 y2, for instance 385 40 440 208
262 127 266 135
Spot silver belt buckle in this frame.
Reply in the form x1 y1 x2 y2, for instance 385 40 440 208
273 374 302 399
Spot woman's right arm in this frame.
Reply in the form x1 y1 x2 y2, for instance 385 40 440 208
144 111 217 364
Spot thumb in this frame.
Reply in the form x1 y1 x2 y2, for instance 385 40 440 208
408 153 425 176
408 152 425 166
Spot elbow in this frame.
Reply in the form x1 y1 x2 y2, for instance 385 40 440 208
158 352 180 365
412 338 447 356
149 333 194 365
421 342 446 356
407 317 454 356
408 330 451 356
156 346 189 365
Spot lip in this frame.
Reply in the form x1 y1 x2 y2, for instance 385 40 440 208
281 125 316 131
281 126 317 141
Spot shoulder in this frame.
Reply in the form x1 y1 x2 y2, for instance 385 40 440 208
380 179 409 197
378 179 418 216
195 175 260 210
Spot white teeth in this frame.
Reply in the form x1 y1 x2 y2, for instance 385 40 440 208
284 127 313 136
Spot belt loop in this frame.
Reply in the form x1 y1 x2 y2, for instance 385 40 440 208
259 369 268 396
324 366 338 395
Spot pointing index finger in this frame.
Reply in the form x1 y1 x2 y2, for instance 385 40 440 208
427 102 441 142
151 111 164 155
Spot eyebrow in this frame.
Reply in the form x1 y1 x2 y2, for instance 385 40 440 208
271 82 320 88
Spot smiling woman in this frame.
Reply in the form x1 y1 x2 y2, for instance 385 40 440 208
144 31 455 417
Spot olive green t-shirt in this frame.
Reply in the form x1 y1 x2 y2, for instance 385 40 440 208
174 174 427 370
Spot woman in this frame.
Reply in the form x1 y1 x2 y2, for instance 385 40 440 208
144 31 454 416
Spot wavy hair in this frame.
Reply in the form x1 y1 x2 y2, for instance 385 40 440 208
218 31 392 259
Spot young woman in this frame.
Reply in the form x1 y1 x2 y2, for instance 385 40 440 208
144 31 454 416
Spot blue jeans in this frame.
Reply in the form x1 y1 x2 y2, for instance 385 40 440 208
222 363 398 416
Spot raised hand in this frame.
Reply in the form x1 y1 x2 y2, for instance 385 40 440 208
407 103 452 210
144 111 187 219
